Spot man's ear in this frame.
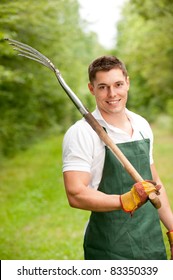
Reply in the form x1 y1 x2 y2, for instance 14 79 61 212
88 83 95 95
126 76 130 90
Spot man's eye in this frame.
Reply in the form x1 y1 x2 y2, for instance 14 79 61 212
116 82 124 87
99 86 106 90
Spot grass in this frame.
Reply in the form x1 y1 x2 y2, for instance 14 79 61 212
0 120 173 260
0 135 89 260
151 119 173 259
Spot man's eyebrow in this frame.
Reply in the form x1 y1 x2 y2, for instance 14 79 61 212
115 80 124 83
97 81 124 86
97 83 107 86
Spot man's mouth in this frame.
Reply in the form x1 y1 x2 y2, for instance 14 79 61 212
106 99 121 105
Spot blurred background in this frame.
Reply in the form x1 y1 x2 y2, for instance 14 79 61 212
0 0 172 259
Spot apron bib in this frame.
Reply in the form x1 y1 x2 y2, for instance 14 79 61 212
84 138 167 260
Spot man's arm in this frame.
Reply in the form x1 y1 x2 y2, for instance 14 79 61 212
63 170 121 212
151 164 173 230
63 169 161 214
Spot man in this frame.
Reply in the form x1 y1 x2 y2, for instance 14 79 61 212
62 56 173 259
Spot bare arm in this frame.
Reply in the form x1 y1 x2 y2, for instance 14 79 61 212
63 170 121 212
63 166 170 215
151 164 173 230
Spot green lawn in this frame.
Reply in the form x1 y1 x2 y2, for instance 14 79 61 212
0 135 89 260
0 122 173 260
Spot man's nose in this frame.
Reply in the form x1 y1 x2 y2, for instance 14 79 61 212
108 86 117 97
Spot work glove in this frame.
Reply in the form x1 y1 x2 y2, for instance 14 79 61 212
167 230 173 260
120 180 161 214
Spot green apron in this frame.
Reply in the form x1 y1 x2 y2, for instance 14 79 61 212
83 137 167 260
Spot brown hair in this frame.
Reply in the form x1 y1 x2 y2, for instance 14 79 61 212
88 55 128 84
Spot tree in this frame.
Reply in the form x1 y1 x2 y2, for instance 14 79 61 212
0 0 105 157
115 0 173 121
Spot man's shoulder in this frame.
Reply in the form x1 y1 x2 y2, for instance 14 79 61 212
63 117 99 144
65 118 93 135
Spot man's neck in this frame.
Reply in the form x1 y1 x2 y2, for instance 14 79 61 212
100 109 133 136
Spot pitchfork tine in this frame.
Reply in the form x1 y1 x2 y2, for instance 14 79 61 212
13 47 43 60
5 38 55 72
7 38 48 60
12 47 53 70
18 54 53 70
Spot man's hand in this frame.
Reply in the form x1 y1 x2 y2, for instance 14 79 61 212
120 180 161 214
167 230 173 260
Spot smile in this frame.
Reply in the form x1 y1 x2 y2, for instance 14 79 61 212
106 99 121 105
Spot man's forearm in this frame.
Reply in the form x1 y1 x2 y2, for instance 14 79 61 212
158 186 173 230
67 186 122 212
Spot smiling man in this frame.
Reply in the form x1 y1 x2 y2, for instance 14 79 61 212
62 56 173 260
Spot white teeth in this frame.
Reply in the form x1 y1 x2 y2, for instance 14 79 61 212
107 100 120 104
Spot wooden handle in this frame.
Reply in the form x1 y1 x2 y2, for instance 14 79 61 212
149 193 161 209
84 112 161 209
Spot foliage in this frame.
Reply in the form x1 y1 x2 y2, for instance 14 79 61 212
1 0 172 158
115 0 173 122
0 0 105 157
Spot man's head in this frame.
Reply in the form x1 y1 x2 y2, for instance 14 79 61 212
88 56 130 120
88 55 128 84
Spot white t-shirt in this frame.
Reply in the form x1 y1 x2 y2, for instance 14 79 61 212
62 107 154 189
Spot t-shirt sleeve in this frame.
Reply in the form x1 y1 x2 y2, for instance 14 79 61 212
130 110 154 165
140 116 154 165
62 121 94 172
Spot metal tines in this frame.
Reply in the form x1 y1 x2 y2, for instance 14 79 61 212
5 38 56 72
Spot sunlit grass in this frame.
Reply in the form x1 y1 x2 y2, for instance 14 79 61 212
0 135 89 260
151 118 173 259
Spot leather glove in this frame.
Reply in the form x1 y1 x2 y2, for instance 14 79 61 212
120 180 161 214
167 230 173 260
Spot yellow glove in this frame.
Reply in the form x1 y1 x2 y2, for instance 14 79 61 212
167 230 173 260
120 181 161 214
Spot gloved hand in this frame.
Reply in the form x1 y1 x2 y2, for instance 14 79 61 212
167 230 173 260
120 180 161 214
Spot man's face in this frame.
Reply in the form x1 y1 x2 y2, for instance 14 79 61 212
88 68 130 118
